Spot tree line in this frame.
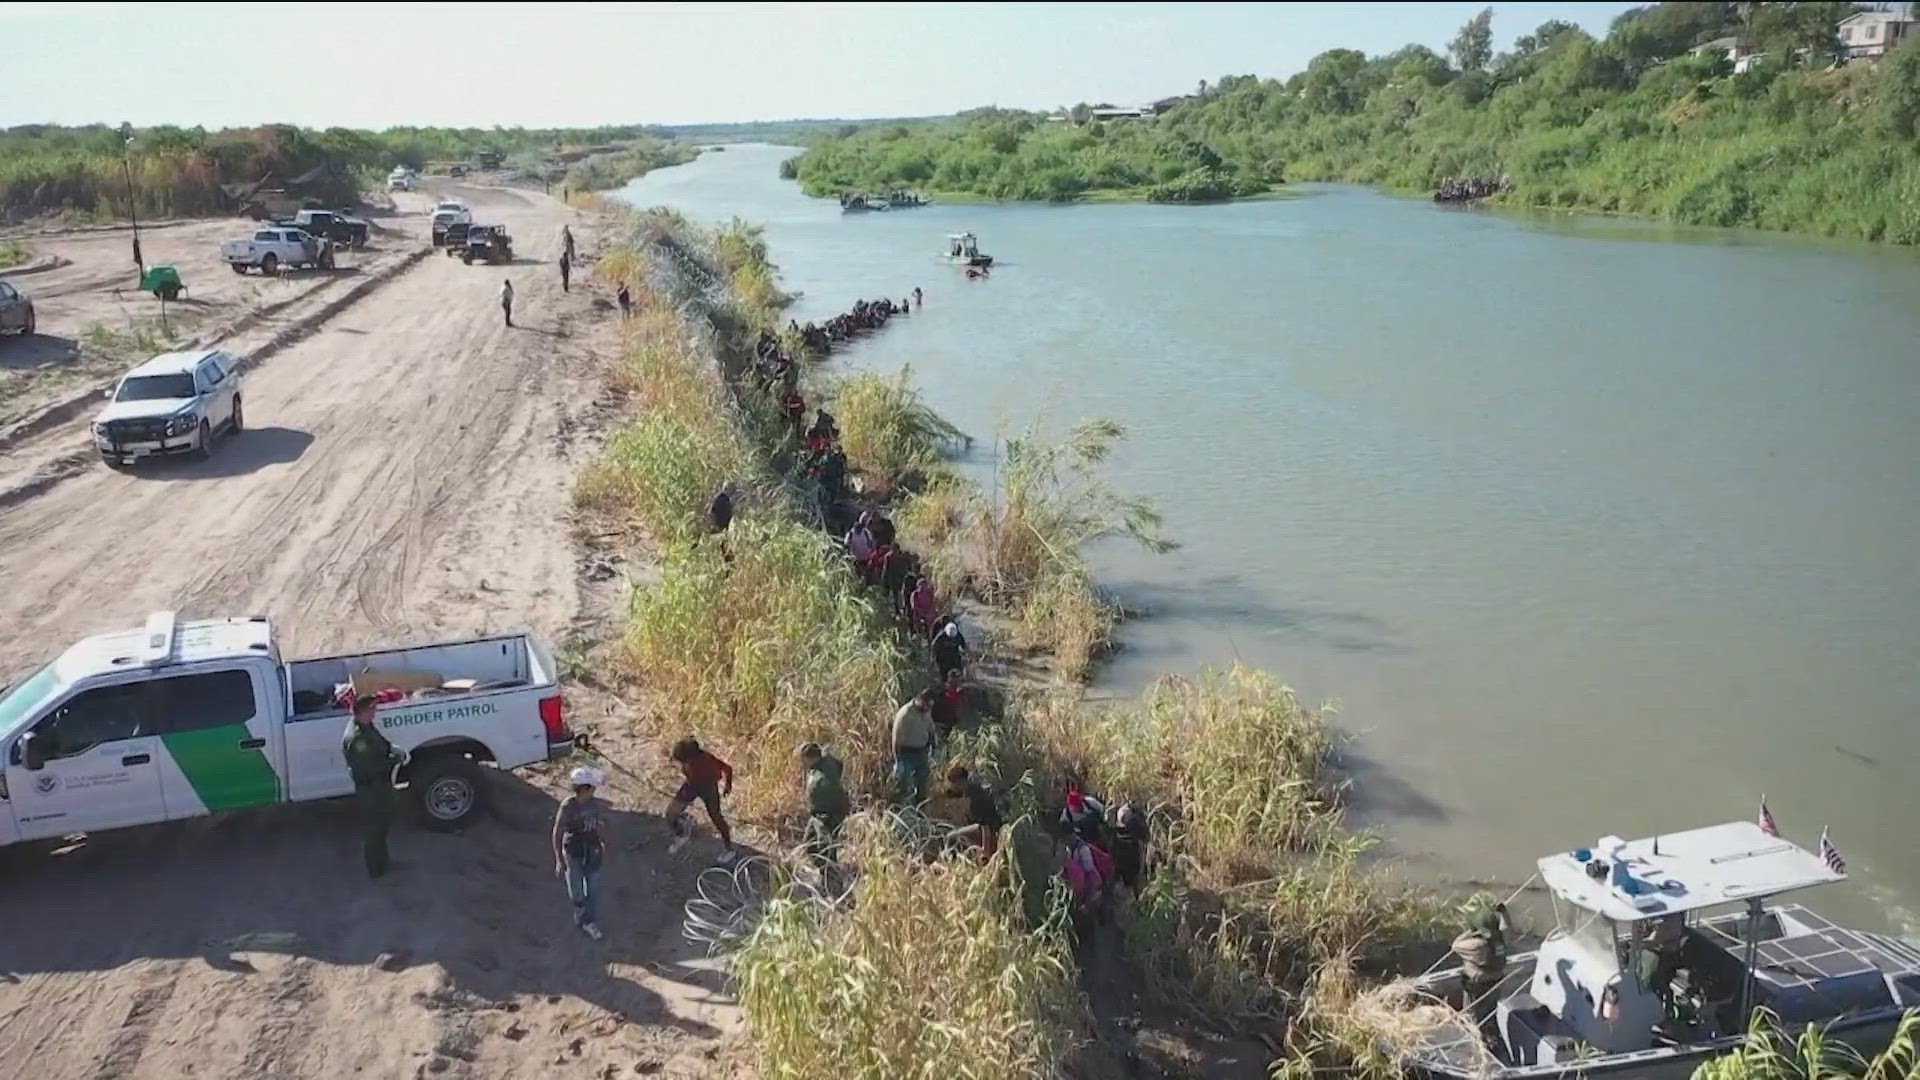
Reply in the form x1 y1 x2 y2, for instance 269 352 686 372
789 2 1920 241
0 122 671 219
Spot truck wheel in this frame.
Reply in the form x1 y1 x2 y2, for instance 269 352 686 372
462 253 474 265
413 756 485 831
260 253 279 276
231 262 247 275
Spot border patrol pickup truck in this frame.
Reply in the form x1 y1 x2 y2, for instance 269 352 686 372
0 612 573 848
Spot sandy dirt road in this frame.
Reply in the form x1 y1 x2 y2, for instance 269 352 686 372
0 208 413 430
0 186 749 1080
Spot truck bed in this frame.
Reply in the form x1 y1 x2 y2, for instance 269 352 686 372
287 632 556 717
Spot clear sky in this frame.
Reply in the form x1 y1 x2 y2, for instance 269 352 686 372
1 1 1642 129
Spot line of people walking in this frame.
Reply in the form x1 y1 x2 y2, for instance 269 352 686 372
788 288 921 356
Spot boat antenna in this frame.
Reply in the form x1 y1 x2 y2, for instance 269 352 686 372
1653 833 1660 856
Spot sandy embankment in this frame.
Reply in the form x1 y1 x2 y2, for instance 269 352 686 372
0 185 749 1080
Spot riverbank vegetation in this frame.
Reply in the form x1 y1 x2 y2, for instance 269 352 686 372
0 122 684 219
558 141 699 194
791 2 1920 242
580 210 1459 1077
1694 1009 1919 1079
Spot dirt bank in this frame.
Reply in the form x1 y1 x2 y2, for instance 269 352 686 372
0 187 746 1080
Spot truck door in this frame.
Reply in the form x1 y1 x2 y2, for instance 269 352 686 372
282 708 355 803
194 360 229 430
148 667 285 818
6 681 168 840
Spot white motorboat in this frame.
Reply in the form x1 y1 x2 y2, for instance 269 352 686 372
1403 821 1919 1079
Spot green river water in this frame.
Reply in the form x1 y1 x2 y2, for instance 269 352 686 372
619 144 1920 934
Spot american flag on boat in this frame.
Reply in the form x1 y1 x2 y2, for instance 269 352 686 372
1758 797 1780 838
1819 827 1847 875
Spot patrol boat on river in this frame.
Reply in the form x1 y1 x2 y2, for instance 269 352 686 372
942 232 992 267
1404 821 1920 1079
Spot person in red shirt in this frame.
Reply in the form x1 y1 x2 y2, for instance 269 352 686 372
931 668 966 738
908 576 938 635
667 737 736 862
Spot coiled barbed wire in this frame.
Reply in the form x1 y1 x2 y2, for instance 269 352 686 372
679 808 980 950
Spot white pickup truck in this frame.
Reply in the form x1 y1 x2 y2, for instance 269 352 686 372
0 612 574 848
221 226 335 275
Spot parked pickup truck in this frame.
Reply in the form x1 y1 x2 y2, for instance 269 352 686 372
0 612 574 848
221 226 335 275
274 208 369 249
431 200 474 247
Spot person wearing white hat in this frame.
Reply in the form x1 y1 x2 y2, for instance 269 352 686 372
552 765 609 939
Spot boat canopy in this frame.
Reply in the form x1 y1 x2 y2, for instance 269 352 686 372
1539 821 1845 924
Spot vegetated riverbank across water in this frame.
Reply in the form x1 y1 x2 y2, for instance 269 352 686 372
617 144 1920 935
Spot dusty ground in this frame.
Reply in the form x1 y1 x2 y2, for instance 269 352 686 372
0 206 416 430
0 185 751 1080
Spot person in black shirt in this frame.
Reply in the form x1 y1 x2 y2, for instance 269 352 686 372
1109 801 1149 894
932 617 968 680
945 764 1003 858
709 487 734 561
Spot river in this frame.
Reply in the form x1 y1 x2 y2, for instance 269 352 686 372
617 144 1920 934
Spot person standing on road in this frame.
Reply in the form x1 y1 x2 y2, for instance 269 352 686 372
552 766 609 940
562 224 576 263
667 738 737 862
342 695 404 878
891 689 937 804
499 278 515 327
559 251 572 294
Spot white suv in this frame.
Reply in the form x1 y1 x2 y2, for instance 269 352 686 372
92 349 244 468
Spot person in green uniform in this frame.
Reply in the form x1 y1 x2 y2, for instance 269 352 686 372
800 743 851 867
342 695 404 878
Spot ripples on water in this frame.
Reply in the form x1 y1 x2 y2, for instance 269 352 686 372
620 145 1920 933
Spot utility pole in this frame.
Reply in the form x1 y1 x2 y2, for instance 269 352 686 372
122 133 145 281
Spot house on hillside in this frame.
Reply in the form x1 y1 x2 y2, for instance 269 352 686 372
1839 10 1917 61
1689 35 1765 73
1090 106 1149 121
1148 95 1192 114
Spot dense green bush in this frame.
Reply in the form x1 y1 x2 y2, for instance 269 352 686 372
788 3 1920 243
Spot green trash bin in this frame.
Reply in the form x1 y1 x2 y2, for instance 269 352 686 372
140 265 185 302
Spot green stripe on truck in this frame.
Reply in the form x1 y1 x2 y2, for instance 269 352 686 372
161 726 281 812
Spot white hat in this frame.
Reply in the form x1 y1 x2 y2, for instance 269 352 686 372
568 765 604 789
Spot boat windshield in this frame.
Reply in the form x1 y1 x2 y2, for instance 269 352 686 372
1565 913 1625 973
